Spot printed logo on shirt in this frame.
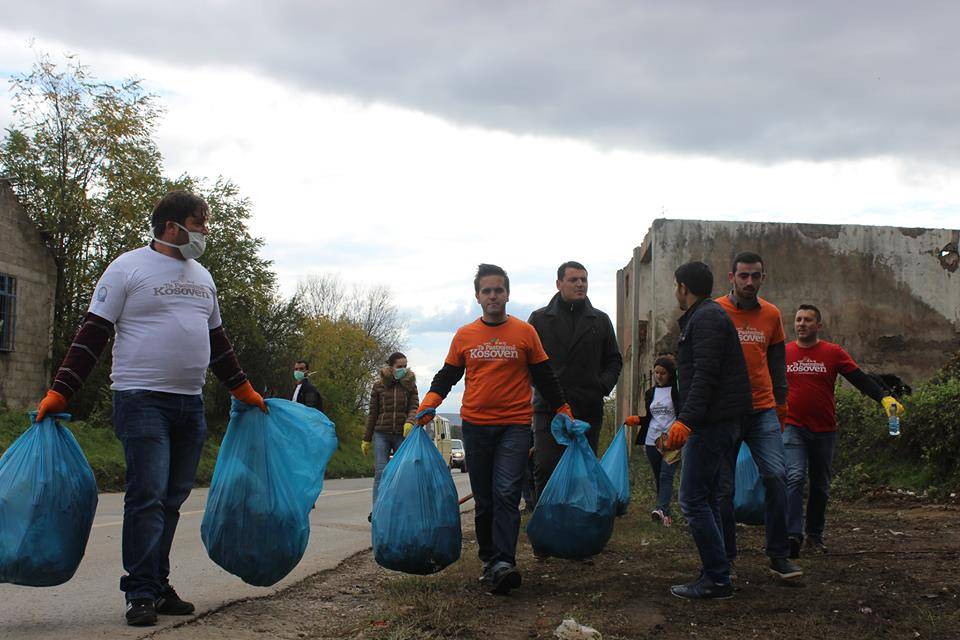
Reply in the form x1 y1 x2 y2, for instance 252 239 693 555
153 279 212 299
96 286 108 302
650 404 674 418
468 337 519 360
737 324 767 344
787 357 828 374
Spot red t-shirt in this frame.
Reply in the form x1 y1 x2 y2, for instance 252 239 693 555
786 340 859 432
445 316 549 425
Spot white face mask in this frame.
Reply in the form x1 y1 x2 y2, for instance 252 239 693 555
155 222 206 260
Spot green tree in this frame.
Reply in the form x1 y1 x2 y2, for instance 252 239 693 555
1 52 165 367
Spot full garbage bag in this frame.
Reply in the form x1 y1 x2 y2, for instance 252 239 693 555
733 442 765 525
372 425 461 575
599 424 630 516
0 413 98 586
201 399 337 586
526 415 617 559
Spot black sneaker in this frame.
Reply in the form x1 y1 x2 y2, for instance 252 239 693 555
488 562 522 595
156 586 195 615
125 598 158 626
805 536 828 554
479 561 494 584
769 557 803 580
670 576 734 600
789 536 802 559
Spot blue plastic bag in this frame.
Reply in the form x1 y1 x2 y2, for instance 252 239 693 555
372 425 461 575
733 442 765 525
201 399 337 586
599 424 630 516
526 415 617 559
0 413 98 587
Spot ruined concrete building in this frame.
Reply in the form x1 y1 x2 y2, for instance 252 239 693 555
0 178 57 410
615 218 960 421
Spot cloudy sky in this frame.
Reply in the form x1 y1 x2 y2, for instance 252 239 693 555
3 2 959 412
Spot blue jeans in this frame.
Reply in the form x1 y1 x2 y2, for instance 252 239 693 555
678 421 739 584
112 390 206 601
461 422 531 566
718 409 791 559
645 445 677 516
372 431 405 506
783 425 837 541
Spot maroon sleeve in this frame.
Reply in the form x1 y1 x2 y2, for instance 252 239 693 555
209 325 248 389
51 312 114 400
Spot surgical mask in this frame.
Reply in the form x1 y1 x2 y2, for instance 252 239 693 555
393 367 407 380
154 222 206 260
293 370 306 382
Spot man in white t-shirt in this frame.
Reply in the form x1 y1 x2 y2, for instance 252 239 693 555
36 190 266 627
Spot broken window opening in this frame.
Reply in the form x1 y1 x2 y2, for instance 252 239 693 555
938 242 959 272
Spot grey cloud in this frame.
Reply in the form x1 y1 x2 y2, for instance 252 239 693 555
6 2 960 163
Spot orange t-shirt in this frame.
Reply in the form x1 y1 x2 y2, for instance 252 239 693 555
715 295 785 410
445 316 549 425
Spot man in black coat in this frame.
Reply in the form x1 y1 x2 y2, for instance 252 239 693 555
528 261 623 499
662 261 752 600
292 359 324 411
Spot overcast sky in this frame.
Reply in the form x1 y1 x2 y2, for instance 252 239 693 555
3 3 959 412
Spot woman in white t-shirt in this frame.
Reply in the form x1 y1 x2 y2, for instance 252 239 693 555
636 356 681 526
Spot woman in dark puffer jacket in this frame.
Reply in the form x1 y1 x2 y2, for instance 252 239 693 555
362 352 420 517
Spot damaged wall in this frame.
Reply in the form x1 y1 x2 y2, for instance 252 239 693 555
616 218 960 422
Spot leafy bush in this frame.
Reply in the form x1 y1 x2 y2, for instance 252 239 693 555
834 362 960 495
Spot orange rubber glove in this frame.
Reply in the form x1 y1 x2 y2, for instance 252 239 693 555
556 403 574 420
625 415 642 427
776 403 788 431
663 420 691 451
231 381 268 413
36 390 67 422
415 391 443 425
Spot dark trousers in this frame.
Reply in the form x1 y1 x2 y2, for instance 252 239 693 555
717 408 791 560
783 424 837 541
645 445 678 517
532 411 600 501
678 420 739 584
461 422 531 566
112 390 206 601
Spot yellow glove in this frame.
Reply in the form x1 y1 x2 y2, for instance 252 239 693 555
403 422 414 437
361 440 371 456
881 396 905 418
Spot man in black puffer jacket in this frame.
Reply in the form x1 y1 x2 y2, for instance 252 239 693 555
528 261 623 499
662 261 751 600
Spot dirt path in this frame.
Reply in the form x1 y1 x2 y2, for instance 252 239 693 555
150 497 958 640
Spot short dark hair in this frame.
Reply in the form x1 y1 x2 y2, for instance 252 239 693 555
386 352 407 366
674 261 713 298
731 251 764 274
557 261 588 281
474 264 509 294
295 359 309 370
151 190 209 238
653 355 677 382
797 304 822 323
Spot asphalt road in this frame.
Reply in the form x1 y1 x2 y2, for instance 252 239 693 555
0 472 474 640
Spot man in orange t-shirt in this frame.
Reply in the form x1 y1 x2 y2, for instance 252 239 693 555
415 264 571 596
715 251 802 581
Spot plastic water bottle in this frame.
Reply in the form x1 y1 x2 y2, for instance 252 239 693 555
888 412 900 437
